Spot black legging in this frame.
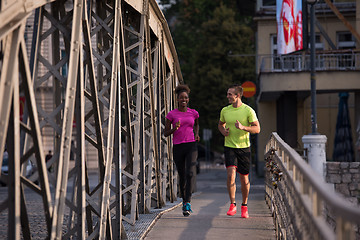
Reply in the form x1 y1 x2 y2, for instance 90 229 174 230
173 142 198 203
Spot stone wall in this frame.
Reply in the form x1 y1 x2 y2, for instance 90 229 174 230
326 162 360 206
325 162 360 238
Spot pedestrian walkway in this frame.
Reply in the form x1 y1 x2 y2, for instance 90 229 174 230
144 166 275 240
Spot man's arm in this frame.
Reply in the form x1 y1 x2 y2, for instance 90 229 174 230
218 120 230 136
235 120 260 134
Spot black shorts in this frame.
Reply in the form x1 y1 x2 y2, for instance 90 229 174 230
224 146 251 175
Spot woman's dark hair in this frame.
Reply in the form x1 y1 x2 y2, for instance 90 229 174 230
175 84 190 96
229 84 243 97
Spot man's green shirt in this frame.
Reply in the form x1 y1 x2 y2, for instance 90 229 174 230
220 104 258 148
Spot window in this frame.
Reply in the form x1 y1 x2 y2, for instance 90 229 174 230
311 34 325 69
337 32 356 50
332 0 355 2
271 34 278 54
317 0 356 3
263 0 276 6
336 32 356 69
315 34 324 50
270 34 281 70
306 34 324 50
257 0 276 11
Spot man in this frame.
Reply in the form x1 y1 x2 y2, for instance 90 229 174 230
218 84 260 218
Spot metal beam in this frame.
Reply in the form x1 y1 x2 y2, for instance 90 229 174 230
98 0 121 237
0 0 182 238
314 17 336 50
324 0 360 44
50 0 82 237
6 23 23 240
19 36 53 233
144 0 164 209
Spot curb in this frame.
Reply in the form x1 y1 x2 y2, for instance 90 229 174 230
124 191 203 240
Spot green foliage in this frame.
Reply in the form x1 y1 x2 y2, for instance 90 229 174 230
162 0 256 150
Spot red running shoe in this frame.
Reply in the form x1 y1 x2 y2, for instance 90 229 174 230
227 203 237 216
241 205 249 218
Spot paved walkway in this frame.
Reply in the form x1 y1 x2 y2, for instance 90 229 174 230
144 166 275 240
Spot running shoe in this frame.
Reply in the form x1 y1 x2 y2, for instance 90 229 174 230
183 202 192 216
227 203 237 216
241 205 249 218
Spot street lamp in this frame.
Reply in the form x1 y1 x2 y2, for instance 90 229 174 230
303 0 328 178
308 0 318 134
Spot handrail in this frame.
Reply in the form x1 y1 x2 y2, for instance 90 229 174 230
260 53 360 73
265 132 360 239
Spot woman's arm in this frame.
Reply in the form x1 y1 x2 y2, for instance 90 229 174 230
164 118 180 137
194 118 200 141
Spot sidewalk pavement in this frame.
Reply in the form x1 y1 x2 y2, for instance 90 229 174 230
144 166 275 240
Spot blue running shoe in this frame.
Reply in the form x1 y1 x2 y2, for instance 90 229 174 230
182 202 192 216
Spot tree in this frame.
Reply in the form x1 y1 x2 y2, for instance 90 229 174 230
162 0 256 150
191 4 255 149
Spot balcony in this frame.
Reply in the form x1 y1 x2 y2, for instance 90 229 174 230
260 52 360 73
258 52 360 101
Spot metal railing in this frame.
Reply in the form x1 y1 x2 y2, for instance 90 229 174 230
260 53 360 73
265 132 360 240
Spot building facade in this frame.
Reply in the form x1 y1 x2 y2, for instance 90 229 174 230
255 0 360 174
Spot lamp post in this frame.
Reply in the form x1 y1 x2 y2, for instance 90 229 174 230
308 0 318 134
302 0 327 179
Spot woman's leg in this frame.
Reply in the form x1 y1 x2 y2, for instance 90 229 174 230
184 142 197 203
173 144 186 200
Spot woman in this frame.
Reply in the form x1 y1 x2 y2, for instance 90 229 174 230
164 84 200 216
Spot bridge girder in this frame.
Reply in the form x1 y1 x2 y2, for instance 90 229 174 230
0 0 181 238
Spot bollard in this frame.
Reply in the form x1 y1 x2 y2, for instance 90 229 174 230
302 134 327 178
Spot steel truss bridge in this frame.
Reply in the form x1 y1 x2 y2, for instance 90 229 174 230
0 0 182 239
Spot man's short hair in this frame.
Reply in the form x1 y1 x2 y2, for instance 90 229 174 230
229 84 243 97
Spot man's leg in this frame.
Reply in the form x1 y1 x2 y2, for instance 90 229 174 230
226 167 237 216
239 174 250 205
226 167 237 204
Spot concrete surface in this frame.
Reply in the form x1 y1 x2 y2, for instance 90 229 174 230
0 165 275 239
144 166 275 240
